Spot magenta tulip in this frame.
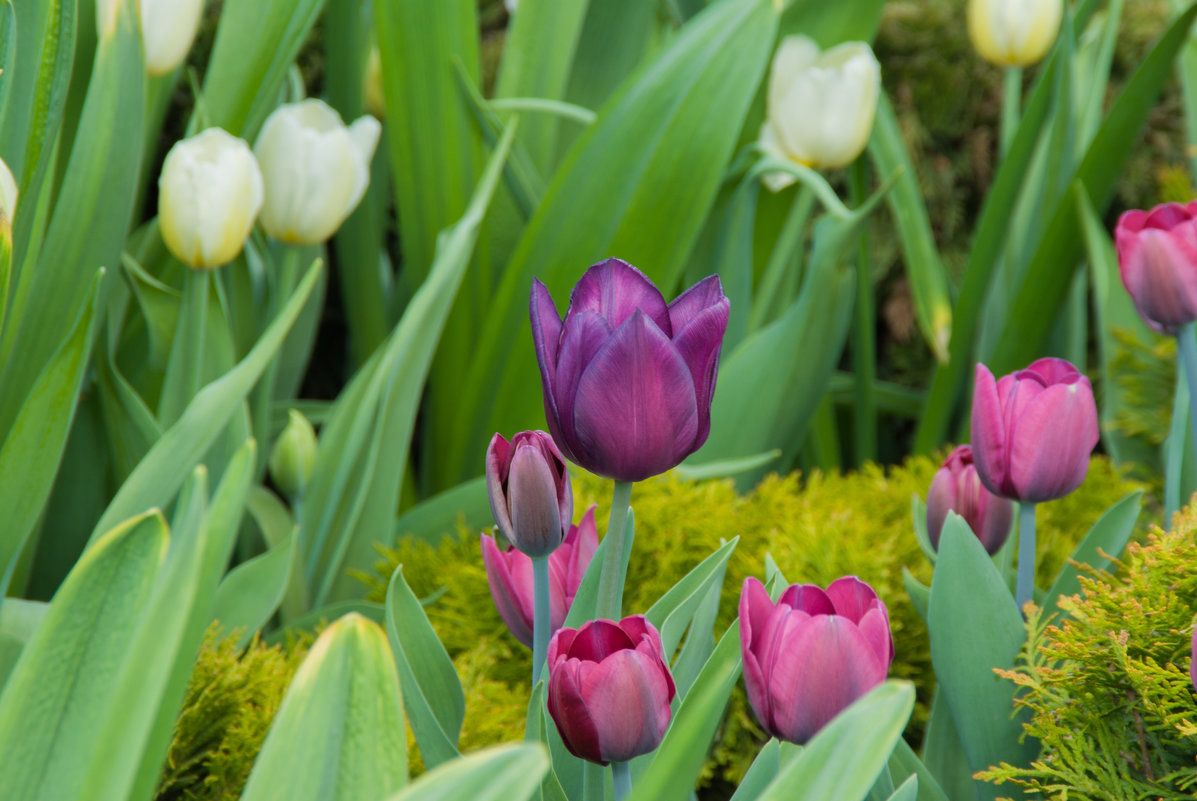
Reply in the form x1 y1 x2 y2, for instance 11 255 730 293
480 507 598 648
530 258 730 482
486 430 573 557
970 358 1099 503
1114 201 1197 335
926 444 1013 555
546 615 676 764
739 576 893 745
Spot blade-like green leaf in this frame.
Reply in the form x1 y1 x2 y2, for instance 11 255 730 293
212 528 297 646
394 475 489 545
1042 490 1141 615
888 739 950 801
645 537 738 657
240 613 408 801
919 688 978 801
727 739 779 801
563 510 636 627
522 681 570 801
381 744 549 801
0 598 47 688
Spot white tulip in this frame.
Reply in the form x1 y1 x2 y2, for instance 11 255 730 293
140 0 205 76
253 99 382 245
759 36 881 189
158 128 263 270
505 0 517 13
967 0 1062 68
0 156 16 230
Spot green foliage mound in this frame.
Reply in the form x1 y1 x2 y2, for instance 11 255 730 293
367 455 1141 784
981 502 1197 800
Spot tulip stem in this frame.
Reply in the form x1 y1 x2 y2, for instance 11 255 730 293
252 244 302 476
1001 67 1022 158
1178 323 1197 485
596 481 633 621
612 761 632 801
532 555 551 685
1015 502 1037 611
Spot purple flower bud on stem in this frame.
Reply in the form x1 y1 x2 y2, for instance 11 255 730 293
926 445 1013 555
486 430 573 558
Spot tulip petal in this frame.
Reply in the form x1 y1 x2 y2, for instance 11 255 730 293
824 576 881 624
548 627 577 667
971 364 1011 497
581 650 673 762
531 280 567 438
667 275 727 330
572 311 699 481
671 297 730 448
552 309 613 461
1024 357 1082 385
856 606 895 668
1118 227 1197 333
1009 381 1099 502
547 659 605 763
485 433 514 539
568 619 637 662
480 534 534 648
569 258 672 336
925 467 955 550
786 584 835 616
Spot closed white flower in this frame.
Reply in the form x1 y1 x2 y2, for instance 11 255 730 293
0 156 16 230
140 0 205 76
967 0 1062 68
759 36 881 189
253 99 382 245
159 128 263 270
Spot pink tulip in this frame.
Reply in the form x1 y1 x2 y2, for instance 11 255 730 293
486 430 573 557
926 444 1014 555
970 358 1099 503
480 507 598 649
1114 201 1197 334
546 615 676 765
738 575 893 745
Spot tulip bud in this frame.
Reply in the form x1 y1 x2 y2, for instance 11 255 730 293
254 99 381 245
546 615 676 765
486 431 573 558
967 0 1063 68
971 358 1099 503
530 258 730 482
0 156 16 232
364 45 387 118
480 506 598 648
1114 201 1197 335
758 35 880 188
269 410 318 499
739 575 893 745
926 445 1013 555
140 0 205 76
159 128 263 270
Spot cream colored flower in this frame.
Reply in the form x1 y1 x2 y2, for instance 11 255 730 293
0 156 16 230
759 36 881 189
140 0 205 76
253 99 381 245
967 0 1063 68
159 128 263 269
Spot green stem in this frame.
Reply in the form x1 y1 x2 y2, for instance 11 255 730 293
532 555 551 685
1177 323 1197 485
582 762 605 801
253 245 302 474
182 269 209 408
1001 67 1023 158
849 158 876 466
596 481 633 621
612 761 632 801
1015 502 1037 610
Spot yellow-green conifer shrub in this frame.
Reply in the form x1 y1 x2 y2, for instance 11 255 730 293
980 504 1197 800
368 456 1142 784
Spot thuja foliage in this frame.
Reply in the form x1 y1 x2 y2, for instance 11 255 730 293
366 456 1142 784
155 626 311 801
980 505 1197 800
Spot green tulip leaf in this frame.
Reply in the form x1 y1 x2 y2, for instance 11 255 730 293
381 744 549 801
212 528 297 647
727 738 780 801
887 738 950 801
646 537 738 657
1042 490 1141 616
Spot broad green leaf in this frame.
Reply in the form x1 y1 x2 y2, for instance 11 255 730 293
522 681 570 801
381 744 549 801
212 528 297 647
669 555 729 697
0 598 47 688
902 568 929 625
756 682 915 801
645 537 738 657
919 689 978 801
561 0 654 121
240 613 408 801
90 261 321 544
887 776 919 801
780 0 888 44
0 511 167 801
727 739 779 801
1042 490 1141 615
928 515 1034 800
712 174 760 350
626 621 743 801
386 566 465 769
267 601 386 644
0 275 97 592
910 495 937 564
394 475 489 545
888 739 950 801
673 451 781 481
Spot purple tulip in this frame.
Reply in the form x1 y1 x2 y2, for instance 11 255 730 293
530 258 730 482
739 576 893 745
480 506 599 648
970 358 1099 504
546 614 676 764
1114 201 1197 335
486 430 573 558
926 444 1014 555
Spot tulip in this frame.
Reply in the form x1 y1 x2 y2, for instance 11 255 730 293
486 430 573 558
269 409 318 500
364 45 387 118
546 615 675 765
140 0 205 75
739 575 893 745
1114 201 1197 335
159 128 263 269
971 358 1099 504
926 444 1013 555
480 506 598 648
530 258 730 483
0 156 15 230
758 35 880 188
967 0 1063 68
253 99 381 245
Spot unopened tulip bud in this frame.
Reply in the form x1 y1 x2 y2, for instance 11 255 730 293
364 45 386 118
967 0 1063 68
254 99 381 245
926 445 1013 555
159 128 263 269
1114 201 1197 335
269 410 318 499
486 431 573 558
0 156 15 231
140 0 205 75
759 36 880 188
